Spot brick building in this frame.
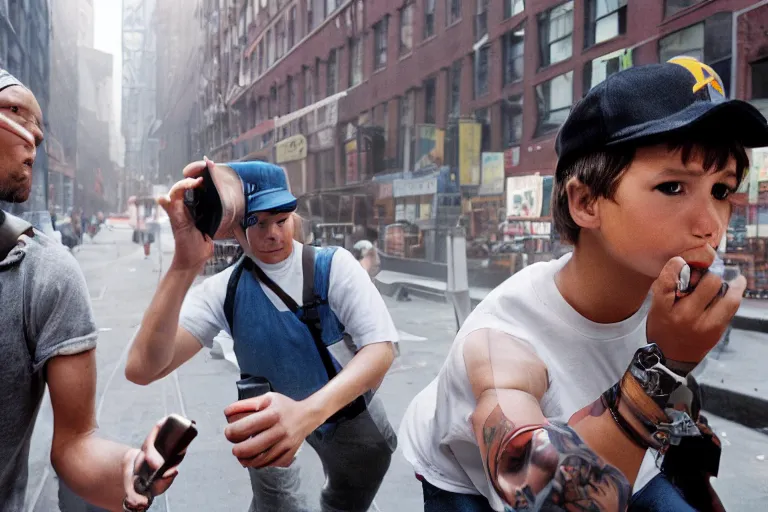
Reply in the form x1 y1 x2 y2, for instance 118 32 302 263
220 0 766 193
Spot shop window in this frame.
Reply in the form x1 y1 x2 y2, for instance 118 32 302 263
538 1 574 68
659 13 732 94
400 3 414 55
585 0 626 48
503 95 523 147
349 37 363 87
424 77 436 124
664 0 705 18
583 48 627 92
474 45 490 98
374 17 388 70
424 0 435 39
398 92 415 169
503 27 525 85
448 60 461 119
327 49 338 97
447 0 461 25
753 59 768 99
505 0 524 19
535 71 573 136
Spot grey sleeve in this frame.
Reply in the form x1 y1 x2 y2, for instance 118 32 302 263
179 267 232 348
25 250 98 372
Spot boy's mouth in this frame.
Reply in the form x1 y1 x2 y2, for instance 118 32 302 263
676 245 718 296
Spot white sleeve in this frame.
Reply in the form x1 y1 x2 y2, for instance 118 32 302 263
328 248 399 348
179 266 232 348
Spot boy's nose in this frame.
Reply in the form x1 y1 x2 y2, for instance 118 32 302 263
691 200 723 242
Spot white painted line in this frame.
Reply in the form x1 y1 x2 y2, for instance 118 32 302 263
172 370 188 419
97 326 139 422
99 327 113 332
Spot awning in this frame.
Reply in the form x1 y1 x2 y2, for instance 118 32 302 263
234 118 275 144
274 91 347 129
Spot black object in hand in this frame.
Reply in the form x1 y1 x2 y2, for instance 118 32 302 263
236 375 273 401
182 167 223 238
134 414 198 496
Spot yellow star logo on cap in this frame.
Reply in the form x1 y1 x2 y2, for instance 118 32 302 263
668 56 725 97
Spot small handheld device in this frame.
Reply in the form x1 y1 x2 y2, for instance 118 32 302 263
236 375 273 401
134 414 198 496
183 167 223 238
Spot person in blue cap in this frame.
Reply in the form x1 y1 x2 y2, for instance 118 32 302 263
126 158 399 511
0 68 184 512
398 56 768 512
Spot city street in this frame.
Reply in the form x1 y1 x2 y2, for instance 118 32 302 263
25 227 768 511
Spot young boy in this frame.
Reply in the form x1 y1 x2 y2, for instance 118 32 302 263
399 57 768 512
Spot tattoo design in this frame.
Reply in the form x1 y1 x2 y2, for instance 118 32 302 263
482 406 630 512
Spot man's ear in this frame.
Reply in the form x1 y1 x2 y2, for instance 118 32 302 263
565 177 600 230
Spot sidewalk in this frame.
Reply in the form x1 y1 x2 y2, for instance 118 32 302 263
375 269 768 430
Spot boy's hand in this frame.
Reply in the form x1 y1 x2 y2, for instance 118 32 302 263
647 257 746 365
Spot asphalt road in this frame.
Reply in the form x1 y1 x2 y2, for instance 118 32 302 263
24 227 768 511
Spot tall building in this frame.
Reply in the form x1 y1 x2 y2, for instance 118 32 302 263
77 0 95 47
48 0 80 215
122 0 159 204
0 0 51 213
153 0 204 179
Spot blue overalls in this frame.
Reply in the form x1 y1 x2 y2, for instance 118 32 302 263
230 247 343 406
227 246 397 512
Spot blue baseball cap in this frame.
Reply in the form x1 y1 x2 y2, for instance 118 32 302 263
555 56 768 176
225 161 297 215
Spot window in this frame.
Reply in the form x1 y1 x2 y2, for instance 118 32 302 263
258 39 265 75
474 45 490 98
288 7 297 49
288 75 296 113
753 59 768 99
317 149 336 189
448 59 461 119
503 27 525 85
659 13 733 93
505 0 525 19
536 72 573 136
502 95 524 147
398 92 415 168
304 67 314 107
538 1 574 68
307 0 314 33
424 77 436 124
326 0 339 16
327 49 338 97
585 0 627 48
476 0 488 41
475 108 491 152
447 0 461 25
424 0 435 39
400 3 414 56
374 17 388 70
349 38 363 87
250 51 257 82
267 28 274 65
665 0 706 18
276 19 286 59
583 48 628 92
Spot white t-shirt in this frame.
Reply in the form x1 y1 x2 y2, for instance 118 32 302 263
179 240 399 350
398 253 659 511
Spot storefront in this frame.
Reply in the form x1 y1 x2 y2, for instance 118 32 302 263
275 134 308 195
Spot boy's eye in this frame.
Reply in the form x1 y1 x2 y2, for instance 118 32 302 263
277 219 286 226
712 183 734 200
9 106 18 113
655 182 683 195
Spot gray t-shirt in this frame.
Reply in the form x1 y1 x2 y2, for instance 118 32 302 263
0 230 97 511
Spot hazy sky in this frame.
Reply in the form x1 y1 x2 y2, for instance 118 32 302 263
93 0 122 130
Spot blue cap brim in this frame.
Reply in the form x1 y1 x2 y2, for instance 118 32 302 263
607 99 768 148
247 189 297 214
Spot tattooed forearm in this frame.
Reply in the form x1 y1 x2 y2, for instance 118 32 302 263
482 406 630 512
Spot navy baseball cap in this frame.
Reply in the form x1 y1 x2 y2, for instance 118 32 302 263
555 56 768 175
226 161 297 215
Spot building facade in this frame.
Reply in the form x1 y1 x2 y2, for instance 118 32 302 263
0 0 51 213
178 1 768 289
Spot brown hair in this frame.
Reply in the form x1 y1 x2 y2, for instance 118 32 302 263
552 133 750 245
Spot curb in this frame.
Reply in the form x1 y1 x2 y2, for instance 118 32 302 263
378 279 768 432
